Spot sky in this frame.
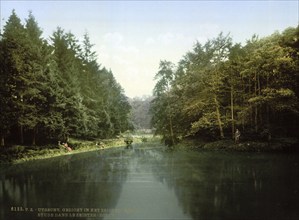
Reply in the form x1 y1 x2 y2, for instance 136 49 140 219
1 0 298 98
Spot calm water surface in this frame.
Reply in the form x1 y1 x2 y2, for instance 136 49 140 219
1 145 299 220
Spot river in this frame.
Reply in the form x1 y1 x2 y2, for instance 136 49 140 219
1 144 299 220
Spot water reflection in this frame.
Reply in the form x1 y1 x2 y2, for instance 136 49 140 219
103 147 190 219
0 149 130 220
156 151 299 220
1 146 299 220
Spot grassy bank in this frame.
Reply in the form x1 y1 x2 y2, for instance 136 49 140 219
0 137 138 164
0 134 159 164
2 135 295 165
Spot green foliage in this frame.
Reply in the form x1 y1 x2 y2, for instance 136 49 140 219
151 26 299 142
129 96 152 130
0 11 131 146
151 60 186 145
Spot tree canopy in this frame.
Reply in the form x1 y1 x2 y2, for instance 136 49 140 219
151 26 299 142
0 10 131 146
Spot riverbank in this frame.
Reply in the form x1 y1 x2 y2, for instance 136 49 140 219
1 135 297 164
177 137 299 152
0 136 146 164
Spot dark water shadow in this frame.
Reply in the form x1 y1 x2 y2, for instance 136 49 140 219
155 150 299 220
0 149 130 220
1 146 299 220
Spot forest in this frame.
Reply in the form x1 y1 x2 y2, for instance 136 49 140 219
1 10 298 150
129 96 152 131
151 26 299 146
0 10 132 146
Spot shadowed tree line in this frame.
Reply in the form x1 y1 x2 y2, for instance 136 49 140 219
151 27 299 145
129 96 153 131
0 10 132 146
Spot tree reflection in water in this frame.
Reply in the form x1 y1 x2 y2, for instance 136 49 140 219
1 147 299 220
0 149 131 220
144 150 299 220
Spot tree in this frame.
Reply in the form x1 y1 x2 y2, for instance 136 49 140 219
129 96 153 130
50 27 84 140
151 27 299 143
0 10 29 144
240 32 299 136
223 43 246 139
21 12 54 145
151 60 177 145
179 33 232 139
1 10 132 146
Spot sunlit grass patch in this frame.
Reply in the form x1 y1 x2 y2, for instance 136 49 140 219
4 137 130 164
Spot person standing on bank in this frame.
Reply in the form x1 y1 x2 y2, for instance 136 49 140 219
235 129 241 144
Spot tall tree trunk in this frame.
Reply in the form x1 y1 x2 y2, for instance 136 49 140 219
214 95 224 138
257 72 263 127
242 77 246 131
166 96 175 146
248 78 254 128
257 72 261 95
254 71 258 132
231 85 235 139
169 115 175 146
266 74 270 127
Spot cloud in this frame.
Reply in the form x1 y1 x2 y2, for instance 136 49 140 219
103 32 124 46
145 33 192 47
119 45 139 55
145 37 155 45
117 68 155 98
99 28 222 98
195 23 221 43
97 33 151 97
102 32 140 56
112 55 130 66
158 32 186 45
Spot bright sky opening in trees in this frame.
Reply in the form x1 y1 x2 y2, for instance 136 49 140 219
1 0 298 98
